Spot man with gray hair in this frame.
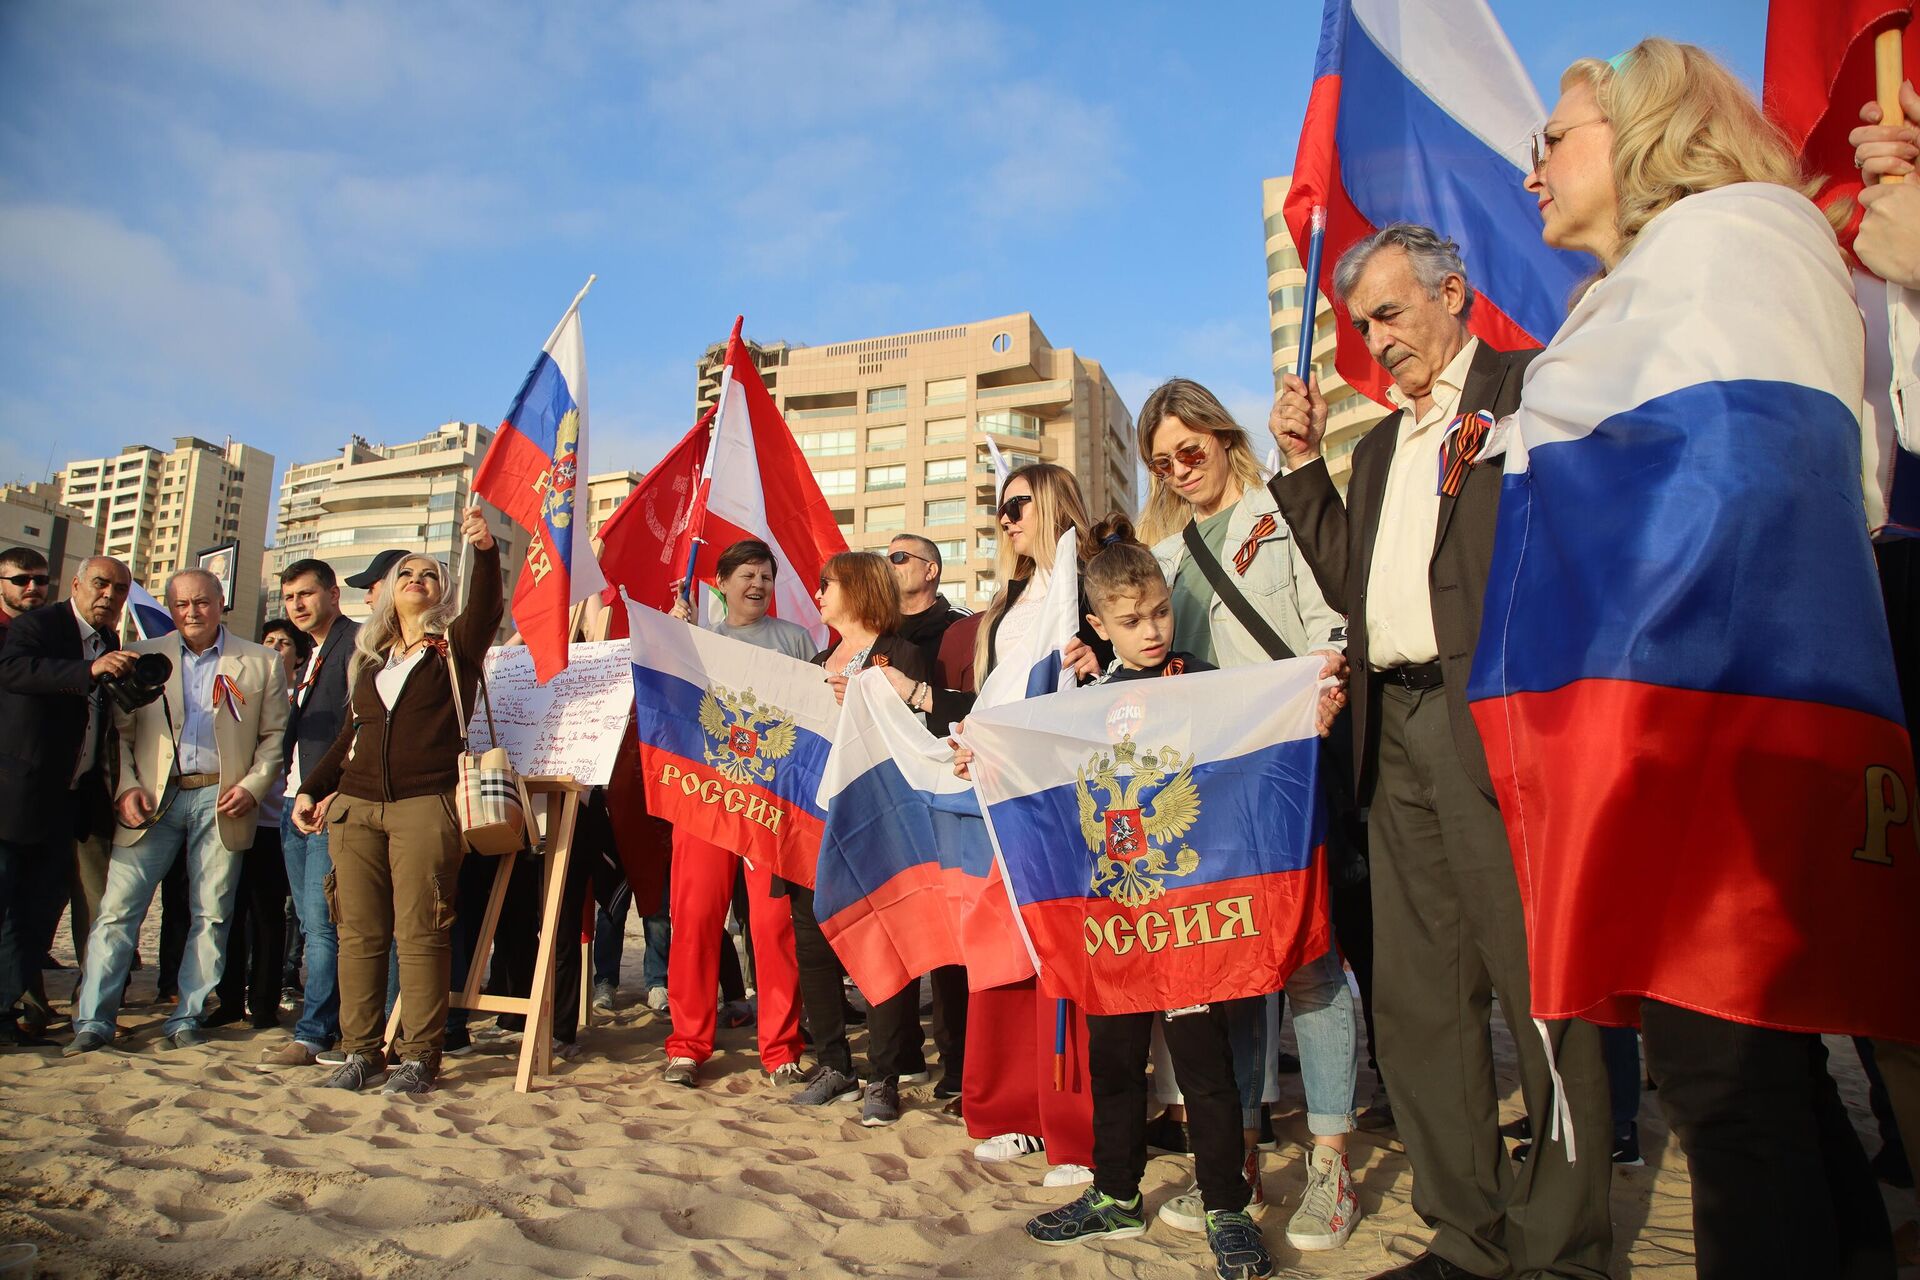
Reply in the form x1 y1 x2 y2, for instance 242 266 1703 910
1268 224 1612 1280
66 568 286 1055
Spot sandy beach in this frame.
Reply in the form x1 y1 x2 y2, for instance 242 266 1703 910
2 915 1913 1280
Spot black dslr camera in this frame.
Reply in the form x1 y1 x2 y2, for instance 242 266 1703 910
101 652 172 713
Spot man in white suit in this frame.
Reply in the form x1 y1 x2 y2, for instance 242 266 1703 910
66 568 286 1054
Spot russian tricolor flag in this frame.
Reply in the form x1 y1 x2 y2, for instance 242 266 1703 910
127 581 175 640
966 660 1332 1018
473 279 605 682
1470 182 1920 1045
1285 0 1590 405
625 593 839 888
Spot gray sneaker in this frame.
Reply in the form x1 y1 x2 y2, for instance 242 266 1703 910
320 1053 386 1091
316 1048 347 1066
380 1059 436 1095
860 1078 900 1126
663 1056 698 1087
1285 1143 1358 1251
591 981 617 1011
162 1025 207 1051
793 1066 858 1106
64 1029 110 1057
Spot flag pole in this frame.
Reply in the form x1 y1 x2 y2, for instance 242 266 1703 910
1294 206 1328 382
1052 999 1068 1091
680 317 745 606
1879 30 1907 186
542 274 597 350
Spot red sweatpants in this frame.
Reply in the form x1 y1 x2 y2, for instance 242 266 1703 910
962 978 1094 1167
664 831 803 1071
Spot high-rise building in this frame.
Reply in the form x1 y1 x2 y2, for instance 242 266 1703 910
703 313 1135 610
1263 177 1388 490
59 436 274 627
0 483 98 586
696 337 792 416
585 470 640 537
267 422 520 627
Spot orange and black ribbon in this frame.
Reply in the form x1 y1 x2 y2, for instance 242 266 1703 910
1440 411 1495 497
1232 514 1278 575
212 673 246 721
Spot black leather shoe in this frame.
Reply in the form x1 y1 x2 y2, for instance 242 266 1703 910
0 1025 56 1050
1367 1253 1485 1279
203 1005 247 1028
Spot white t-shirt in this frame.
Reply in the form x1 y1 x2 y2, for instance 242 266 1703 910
375 647 428 709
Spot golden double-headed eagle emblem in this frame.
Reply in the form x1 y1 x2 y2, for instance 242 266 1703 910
1077 736 1203 908
697 684 797 786
540 409 581 531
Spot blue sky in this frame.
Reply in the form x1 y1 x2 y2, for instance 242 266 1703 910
0 1 1765 533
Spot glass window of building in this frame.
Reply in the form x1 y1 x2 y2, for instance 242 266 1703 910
976 532 998 560
926 376 966 405
925 497 966 526
979 409 1042 439
924 458 966 486
865 464 906 491
866 385 907 414
937 582 968 608
814 468 855 496
800 430 855 457
866 504 906 532
932 538 966 563
925 418 966 444
867 424 904 452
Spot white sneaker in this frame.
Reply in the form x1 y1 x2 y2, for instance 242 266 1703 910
1285 1143 1358 1251
767 1062 809 1086
974 1132 1045 1162
1157 1185 1206 1234
663 1056 697 1087
1042 1163 1093 1188
645 987 669 1013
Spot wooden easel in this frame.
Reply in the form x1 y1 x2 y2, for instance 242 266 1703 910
384 776 588 1093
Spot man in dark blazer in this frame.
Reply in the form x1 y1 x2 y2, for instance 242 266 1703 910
1269 225 1611 1280
258 557 361 1068
0 556 133 1048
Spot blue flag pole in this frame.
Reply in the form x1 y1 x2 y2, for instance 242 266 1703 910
1293 205 1328 384
680 537 704 607
1052 998 1068 1091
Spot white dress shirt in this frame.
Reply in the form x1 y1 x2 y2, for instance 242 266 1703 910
176 627 227 775
1364 337 1479 669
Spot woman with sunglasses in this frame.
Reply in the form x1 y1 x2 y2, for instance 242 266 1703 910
777 551 932 1125
1137 377 1362 1253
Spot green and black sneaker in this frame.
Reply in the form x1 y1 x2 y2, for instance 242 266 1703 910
1205 1209 1275 1279
1025 1187 1148 1246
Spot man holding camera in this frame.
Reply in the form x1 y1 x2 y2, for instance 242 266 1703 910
66 568 285 1055
0 556 133 1049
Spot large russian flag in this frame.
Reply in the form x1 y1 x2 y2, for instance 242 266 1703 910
625 594 840 887
812 531 1084 997
473 279 605 682
683 319 847 646
965 660 1332 1018
812 668 1033 1002
1469 182 1920 1044
1284 0 1588 405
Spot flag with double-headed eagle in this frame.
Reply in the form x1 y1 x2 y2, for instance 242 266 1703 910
472 277 605 682
964 657 1332 1016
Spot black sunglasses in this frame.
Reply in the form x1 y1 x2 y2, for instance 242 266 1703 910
818 575 836 591
3 573 49 588
997 493 1034 523
886 550 929 566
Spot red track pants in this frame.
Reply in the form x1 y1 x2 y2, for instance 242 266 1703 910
664 831 803 1071
962 977 1094 1167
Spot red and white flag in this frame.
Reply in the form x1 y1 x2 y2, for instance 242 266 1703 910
597 409 713 631
684 317 847 644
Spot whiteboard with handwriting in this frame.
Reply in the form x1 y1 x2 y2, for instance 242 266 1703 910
468 640 633 784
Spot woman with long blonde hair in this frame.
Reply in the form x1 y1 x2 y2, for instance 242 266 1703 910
293 506 502 1097
1518 38 1895 1278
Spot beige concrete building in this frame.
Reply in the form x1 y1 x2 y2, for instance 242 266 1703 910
707 313 1135 610
267 422 520 627
1264 177 1388 491
697 338 792 416
585 470 640 537
0 483 98 586
60 436 274 628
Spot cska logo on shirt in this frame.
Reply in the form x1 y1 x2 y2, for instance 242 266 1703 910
1076 736 1202 908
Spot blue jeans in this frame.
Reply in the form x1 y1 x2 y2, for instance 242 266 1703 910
281 810 339 1047
1228 944 1357 1136
75 785 242 1039
592 883 633 988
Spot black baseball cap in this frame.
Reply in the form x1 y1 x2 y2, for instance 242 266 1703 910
344 549 411 589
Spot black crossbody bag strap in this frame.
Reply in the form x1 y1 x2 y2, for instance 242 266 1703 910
1181 519 1296 663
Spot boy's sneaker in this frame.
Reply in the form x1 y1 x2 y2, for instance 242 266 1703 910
1613 1121 1645 1168
320 1053 385 1092
1285 1143 1357 1251
380 1058 436 1096
663 1056 698 1087
1206 1210 1274 1279
860 1078 900 1126
974 1132 1044 1162
1025 1188 1147 1246
793 1066 858 1106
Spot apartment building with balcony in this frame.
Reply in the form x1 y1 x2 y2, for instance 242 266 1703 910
0 483 98 587
1263 177 1389 491
60 436 273 627
704 313 1135 610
